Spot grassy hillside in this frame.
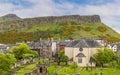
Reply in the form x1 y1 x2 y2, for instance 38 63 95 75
0 14 119 44
0 17 15 22
24 22 120 41
0 14 21 23
0 22 119 44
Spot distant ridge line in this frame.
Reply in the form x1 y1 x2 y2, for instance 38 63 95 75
30 14 101 23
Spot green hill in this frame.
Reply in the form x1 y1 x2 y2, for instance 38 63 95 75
0 14 21 23
0 14 119 44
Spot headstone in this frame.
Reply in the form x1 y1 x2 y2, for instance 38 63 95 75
100 72 103 75
40 67 43 73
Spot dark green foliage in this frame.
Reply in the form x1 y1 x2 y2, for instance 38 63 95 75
59 50 69 65
93 48 115 66
77 26 83 30
83 27 92 32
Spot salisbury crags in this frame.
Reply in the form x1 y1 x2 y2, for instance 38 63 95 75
0 14 101 25
30 15 101 23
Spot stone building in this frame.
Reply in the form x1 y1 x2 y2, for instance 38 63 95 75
65 39 101 67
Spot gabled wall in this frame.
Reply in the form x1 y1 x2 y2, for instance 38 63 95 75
65 47 99 67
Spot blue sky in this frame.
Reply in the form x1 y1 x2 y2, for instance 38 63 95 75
54 0 115 5
0 0 120 33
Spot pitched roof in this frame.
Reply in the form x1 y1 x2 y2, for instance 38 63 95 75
27 41 52 48
66 39 101 48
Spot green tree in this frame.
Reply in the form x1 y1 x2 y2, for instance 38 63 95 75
93 48 115 67
22 51 38 59
11 43 30 60
116 50 120 69
22 53 33 59
117 50 120 61
30 50 39 58
59 50 69 65
5 53 17 64
0 53 16 75
11 43 38 60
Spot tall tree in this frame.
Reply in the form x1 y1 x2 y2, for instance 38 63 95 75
93 48 115 67
59 50 69 65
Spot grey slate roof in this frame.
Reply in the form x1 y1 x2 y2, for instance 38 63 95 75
66 39 101 48
58 41 71 46
27 41 52 48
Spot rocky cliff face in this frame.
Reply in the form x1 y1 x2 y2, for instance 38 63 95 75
0 14 101 26
31 15 101 24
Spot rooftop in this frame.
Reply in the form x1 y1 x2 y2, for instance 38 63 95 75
66 39 101 48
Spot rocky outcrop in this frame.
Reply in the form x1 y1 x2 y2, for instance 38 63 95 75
30 15 101 24
0 14 101 25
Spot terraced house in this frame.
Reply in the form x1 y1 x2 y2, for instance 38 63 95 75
65 39 101 67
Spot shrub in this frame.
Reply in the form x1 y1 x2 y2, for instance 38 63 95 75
77 26 83 30
97 26 107 32
70 21 79 25
83 27 92 32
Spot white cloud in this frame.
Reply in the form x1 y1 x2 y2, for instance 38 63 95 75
0 0 120 33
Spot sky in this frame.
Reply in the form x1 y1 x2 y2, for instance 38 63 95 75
0 0 120 33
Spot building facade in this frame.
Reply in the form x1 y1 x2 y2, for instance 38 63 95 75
65 39 101 67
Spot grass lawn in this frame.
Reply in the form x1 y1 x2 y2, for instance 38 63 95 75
79 68 120 75
16 61 38 75
47 66 120 75
47 66 61 75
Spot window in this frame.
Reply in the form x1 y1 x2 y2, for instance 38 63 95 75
79 47 83 51
78 57 82 63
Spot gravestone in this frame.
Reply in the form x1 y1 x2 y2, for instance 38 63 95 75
100 72 103 75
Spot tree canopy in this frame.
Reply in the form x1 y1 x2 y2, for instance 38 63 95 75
59 50 69 65
11 43 38 60
93 48 115 66
0 53 17 75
